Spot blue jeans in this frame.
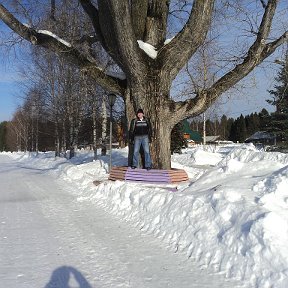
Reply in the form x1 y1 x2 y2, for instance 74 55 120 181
133 135 152 168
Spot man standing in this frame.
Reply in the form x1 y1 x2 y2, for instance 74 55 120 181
129 109 152 170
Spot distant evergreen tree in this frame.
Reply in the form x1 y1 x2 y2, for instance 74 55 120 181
258 108 270 131
252 112 260 132
226 118 234 140
219 115 228 139
238 114 247 142
171 122 187 154
229 115 247 142
266 53 288 145
214 119 220 136
0 122 7 151
245 114 251 135
229 120 237 142
245 113 259 137
205 119 214 136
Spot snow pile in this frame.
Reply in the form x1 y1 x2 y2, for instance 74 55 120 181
172 146 223 166
253 165 288 263
6 144 288 287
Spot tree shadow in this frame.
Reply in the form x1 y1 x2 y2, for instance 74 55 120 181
45 266 92 288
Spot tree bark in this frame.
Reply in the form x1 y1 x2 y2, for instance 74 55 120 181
150 121 172 169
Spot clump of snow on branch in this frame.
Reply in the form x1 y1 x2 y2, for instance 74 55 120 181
137 40 157 59
23 23 31 28
38 30 71 47
164 37 175 45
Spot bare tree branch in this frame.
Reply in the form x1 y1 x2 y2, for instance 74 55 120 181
259 0 267 9
167 92 208 125
79 0 108 50
0 3 126 95
159 0 215 82
50 0 56 21
206 0 287 100
80 0 136 74
170 0 288 122
97 0 146 75
131 0 149 40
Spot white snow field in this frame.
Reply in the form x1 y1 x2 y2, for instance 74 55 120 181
1 143 288 288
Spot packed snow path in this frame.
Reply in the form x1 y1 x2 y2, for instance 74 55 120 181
0 155 244 287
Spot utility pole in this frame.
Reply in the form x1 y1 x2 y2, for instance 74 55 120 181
108 93 117 173
203 112 206 145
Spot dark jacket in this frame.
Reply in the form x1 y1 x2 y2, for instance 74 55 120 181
129 116 152 142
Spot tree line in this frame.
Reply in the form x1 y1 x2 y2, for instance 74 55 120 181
189 109 271 143
0 108 278 154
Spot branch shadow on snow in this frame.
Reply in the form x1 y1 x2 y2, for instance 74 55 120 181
17 162 69 173
44 266 92 288
16 166 63 174
69 152 128 167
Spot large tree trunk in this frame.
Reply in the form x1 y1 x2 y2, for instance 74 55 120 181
127 73 173 169
146 80 172 170
150 121 172 169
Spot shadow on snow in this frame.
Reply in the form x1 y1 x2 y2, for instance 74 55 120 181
45 266 92 288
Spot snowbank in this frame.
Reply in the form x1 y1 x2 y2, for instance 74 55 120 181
5 144 288 287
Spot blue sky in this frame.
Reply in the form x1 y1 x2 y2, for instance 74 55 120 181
0 20 22 122
0 63 22 122
219 64 276 118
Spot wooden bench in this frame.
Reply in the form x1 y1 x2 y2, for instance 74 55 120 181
109 166 188 183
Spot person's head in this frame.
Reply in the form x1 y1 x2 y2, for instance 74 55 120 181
136 108 144 118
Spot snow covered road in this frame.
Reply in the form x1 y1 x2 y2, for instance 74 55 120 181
0 154 244 288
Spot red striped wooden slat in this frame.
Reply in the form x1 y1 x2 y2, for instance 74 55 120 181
108 166 188 183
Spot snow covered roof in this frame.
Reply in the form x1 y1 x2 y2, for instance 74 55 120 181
245 131 276 142
205 135 220 142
